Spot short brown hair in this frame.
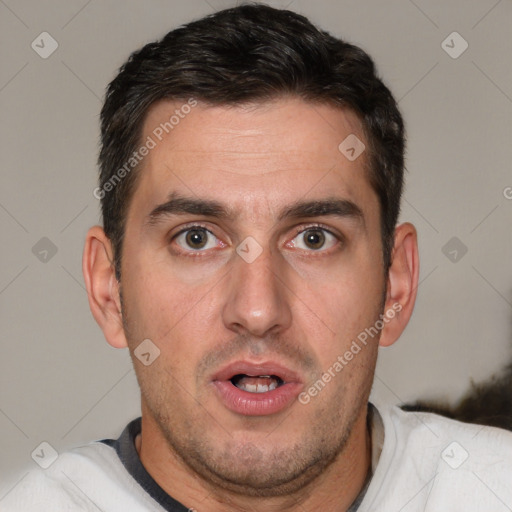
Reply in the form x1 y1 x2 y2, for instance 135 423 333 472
98 3 405 279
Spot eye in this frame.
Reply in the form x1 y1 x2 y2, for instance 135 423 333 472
174 227 221 251
289 227 339 251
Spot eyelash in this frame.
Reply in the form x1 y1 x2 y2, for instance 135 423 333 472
170 223 222 257
169 223 343 256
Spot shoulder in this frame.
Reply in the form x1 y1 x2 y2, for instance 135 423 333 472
1 442 162 512
362 403 512 511
2 443 114 511
386 403 512 453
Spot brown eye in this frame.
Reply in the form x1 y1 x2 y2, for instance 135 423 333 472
289 227 338 252
175 227 219 251
185 229 208 249
303 229 325 250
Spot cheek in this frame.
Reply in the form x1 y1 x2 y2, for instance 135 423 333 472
124 250 198 320
127 238 227 310
305 260 384 327
294 268 385 380
123 265 220 364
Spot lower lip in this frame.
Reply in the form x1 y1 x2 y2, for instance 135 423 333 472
213 381 303 416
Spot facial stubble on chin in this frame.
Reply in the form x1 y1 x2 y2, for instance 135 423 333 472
120 318 375 496
143 370 373 499
116 253 386 496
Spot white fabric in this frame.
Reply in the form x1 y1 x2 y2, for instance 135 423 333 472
361 405 512 511
1 442 166 512
3 405 512 511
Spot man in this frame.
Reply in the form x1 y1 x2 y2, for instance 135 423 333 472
5 4 512 511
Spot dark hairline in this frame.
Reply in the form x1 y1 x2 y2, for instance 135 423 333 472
99 5 405 280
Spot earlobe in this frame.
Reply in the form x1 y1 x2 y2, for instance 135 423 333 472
82 226 128 349
379 222 419 348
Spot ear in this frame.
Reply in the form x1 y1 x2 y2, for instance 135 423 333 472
379 222 419 347
82 225 127 349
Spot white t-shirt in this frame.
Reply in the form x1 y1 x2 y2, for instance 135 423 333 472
2 404 512 511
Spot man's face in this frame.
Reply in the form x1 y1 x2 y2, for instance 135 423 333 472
120 98 386 494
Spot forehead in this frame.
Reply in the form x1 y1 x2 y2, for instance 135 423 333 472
130 97 377 222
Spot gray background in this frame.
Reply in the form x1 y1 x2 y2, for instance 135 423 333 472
1 0 511 493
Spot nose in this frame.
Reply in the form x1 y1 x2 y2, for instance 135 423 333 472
222 244 292 338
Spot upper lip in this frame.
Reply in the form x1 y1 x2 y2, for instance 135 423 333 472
211 360 303 384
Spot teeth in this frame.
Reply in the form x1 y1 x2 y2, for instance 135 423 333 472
256 383 268 393
238 381 278 393
233 376 280 393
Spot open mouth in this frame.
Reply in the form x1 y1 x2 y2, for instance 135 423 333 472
230 374 285 393
212 362 303 415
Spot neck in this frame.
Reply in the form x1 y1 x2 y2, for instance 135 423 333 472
137 406 371 512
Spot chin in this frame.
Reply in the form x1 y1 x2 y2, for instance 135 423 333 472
173 433 345 498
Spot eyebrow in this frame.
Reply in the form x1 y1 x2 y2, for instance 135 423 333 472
277 197 364 225
146 193 234 225
146 192 365 227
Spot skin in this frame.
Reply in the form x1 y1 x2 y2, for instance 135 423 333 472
83 97 419 512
